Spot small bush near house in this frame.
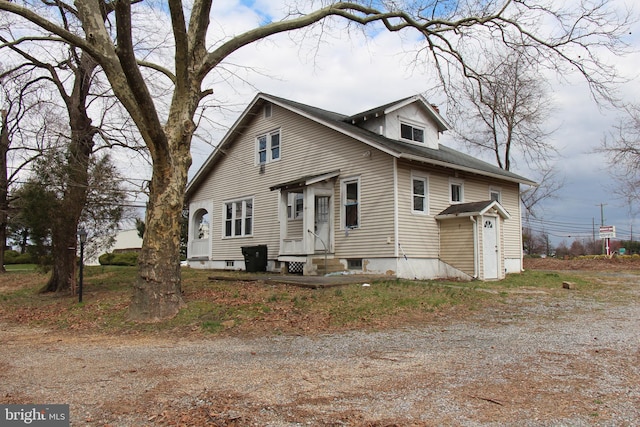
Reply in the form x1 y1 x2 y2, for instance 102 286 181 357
4 250 35 265
99 251 139 266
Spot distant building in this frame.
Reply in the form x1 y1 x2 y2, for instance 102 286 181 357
87 229 142 266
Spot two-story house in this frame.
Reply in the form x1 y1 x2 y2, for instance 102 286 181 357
185 93 535 280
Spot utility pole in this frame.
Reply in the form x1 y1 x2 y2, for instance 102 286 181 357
597 203 607 255
592 217 596 255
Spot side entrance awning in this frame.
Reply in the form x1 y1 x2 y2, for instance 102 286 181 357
435 200 511 220
269 170 340 191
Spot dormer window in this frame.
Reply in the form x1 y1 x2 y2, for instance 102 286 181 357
400 122 424 143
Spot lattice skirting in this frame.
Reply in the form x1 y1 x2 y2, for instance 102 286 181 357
287 261 304 275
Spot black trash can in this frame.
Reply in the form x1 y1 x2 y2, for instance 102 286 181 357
241 245 267 272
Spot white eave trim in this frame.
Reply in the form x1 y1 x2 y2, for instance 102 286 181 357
480 201 511 219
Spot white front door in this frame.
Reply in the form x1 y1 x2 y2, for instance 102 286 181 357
314 196 330 252
483 217 499 279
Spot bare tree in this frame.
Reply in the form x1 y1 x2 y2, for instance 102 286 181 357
522 226 549 255
451 49 556 171
0 0 632 321
520 166 564 219
600 103 640 206
449 48 567 219
0 68 50 271
1 3 140 293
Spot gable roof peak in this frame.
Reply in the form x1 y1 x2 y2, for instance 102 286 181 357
345 93 450 132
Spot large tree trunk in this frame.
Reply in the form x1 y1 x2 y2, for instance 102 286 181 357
41 109 95 293
127 139 191 321
0 110 8 273
40 52 97 294
44 226 78 295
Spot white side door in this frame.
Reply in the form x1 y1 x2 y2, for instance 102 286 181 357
483 216 499 279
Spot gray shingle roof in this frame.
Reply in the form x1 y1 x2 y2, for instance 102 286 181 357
438 200 496 216
263 94 535 186
436 200 511 219
187 93 536 199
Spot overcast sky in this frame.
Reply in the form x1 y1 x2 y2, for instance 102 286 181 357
187 0 640 247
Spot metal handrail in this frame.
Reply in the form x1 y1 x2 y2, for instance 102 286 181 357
308 229 327 275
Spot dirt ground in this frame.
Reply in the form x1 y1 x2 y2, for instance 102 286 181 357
523 255 640 271
1 261 639 426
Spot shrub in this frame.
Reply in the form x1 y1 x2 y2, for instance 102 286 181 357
99 251 139 266
4 250 34 264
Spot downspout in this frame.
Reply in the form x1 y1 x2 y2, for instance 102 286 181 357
470 216 478 279
393 158 399 259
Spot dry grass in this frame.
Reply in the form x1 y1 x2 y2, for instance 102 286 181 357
0 262 620 338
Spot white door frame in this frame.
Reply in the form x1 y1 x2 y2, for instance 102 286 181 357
482 215 499 279
304 185 333 254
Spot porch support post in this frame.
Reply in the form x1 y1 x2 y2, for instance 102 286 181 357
278 190 287 253
303 187 315 255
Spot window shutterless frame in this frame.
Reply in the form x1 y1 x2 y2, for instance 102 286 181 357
411 174 429 214
223 197 253 237
400 122 425 143
449 178 464 203
341 177 360 229
256 129 281 165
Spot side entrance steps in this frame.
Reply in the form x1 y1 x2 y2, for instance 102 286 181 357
312 257 347 275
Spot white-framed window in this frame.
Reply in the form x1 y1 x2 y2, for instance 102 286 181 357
287 192 304 220
449 179 464 203
257 129 280 164
224 197 253 237
341 177 360 229
490 187 502 203
411 174 429 214
400 122 425 143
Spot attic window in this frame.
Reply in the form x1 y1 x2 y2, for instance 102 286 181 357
400 123 424 143
264 103 272 118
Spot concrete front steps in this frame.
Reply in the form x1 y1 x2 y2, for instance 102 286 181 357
312 257 346 275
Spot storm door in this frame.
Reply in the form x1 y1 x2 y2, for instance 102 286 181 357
314 195 330 252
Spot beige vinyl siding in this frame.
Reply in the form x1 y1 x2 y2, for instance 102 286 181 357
396 165 439 257
395 160 523 263
497 184 522 259
440 218 475 276
458 175 521 260
189 103 397 261
286 218 304 238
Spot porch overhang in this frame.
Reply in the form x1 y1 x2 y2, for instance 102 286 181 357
270 170 340 191
435 200 511 220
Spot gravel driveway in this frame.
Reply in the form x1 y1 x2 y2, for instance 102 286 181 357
1 272 639 426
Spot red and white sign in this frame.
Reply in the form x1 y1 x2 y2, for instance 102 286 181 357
599 225 616 239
